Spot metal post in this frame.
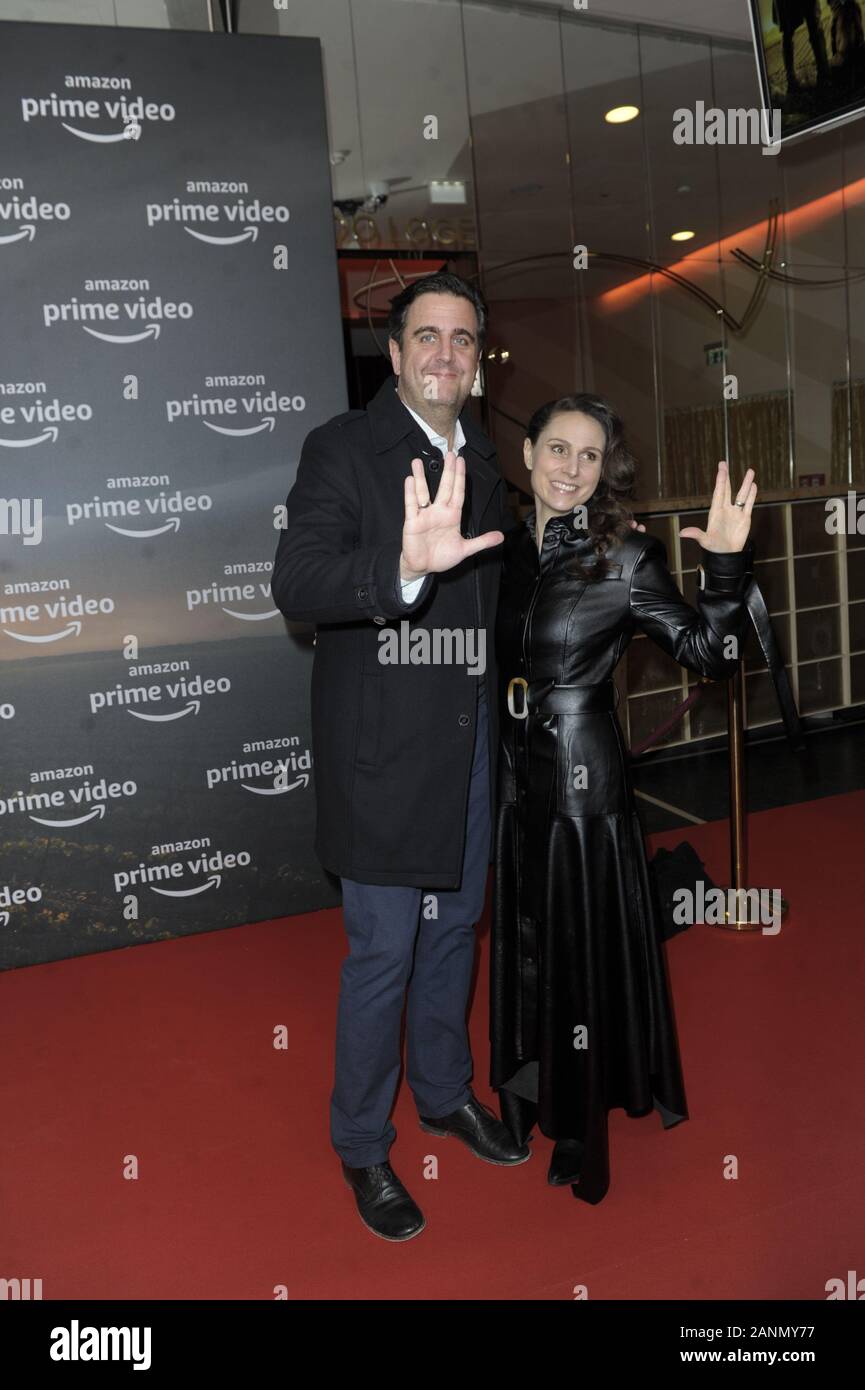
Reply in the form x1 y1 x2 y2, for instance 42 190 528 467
713 657 788 932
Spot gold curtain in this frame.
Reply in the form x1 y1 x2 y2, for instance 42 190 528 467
663 391 791 497
664 385 865 498
831 380 865 485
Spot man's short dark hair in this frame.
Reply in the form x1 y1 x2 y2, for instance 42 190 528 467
388 271 487 353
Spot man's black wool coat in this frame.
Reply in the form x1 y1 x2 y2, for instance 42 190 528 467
271 374 511 888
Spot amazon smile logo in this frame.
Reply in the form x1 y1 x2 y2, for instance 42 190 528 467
0 776 137 828
42 292 193 342
0 223 36 245
145 193 289 244
165 386 305 433
66 489 213 535
88 673 231 718
0 396 93 449
0 591 114 644
112 847 251 898
205 746 312 794
21 88 176 142
0 191 71 243
186 578 279 622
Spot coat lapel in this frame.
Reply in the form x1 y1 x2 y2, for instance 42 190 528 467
367 375 500 532
523 508 607 613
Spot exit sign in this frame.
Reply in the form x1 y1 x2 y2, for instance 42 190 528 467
705 342 726 366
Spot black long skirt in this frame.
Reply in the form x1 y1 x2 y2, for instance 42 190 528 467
490 797 689 1205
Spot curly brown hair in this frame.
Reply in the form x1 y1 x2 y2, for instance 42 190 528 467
526 393 637 580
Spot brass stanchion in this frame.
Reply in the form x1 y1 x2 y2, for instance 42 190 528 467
713 657 789 932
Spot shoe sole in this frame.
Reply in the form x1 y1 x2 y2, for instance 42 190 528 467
342 1175 426 1242
418 1121 532 1165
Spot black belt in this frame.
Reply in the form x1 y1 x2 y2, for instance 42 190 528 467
506 578 802 744
507 678 617 718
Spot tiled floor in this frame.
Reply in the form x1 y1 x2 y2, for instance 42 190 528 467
631 717 865 832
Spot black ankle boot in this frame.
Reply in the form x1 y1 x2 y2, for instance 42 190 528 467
547 1137 585 1186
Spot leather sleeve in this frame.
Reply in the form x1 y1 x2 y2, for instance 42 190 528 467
271 427 433 624
628 535 754 681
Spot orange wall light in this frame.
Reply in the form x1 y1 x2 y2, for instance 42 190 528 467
595 176 865 313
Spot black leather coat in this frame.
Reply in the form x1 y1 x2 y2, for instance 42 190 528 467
490 506 755 1202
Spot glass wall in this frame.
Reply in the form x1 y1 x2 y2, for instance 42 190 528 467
242 0 865 506
249 0 865 741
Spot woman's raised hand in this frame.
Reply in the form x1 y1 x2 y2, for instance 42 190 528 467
679 461 757 553
400 451 504 580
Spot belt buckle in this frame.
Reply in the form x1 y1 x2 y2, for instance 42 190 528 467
507 676 529 720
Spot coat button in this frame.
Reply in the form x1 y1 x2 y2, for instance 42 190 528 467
430 459 442 471
356 586 368 600
458 713 471 727
373 616 386 625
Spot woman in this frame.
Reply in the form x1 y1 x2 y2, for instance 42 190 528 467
491 393 756 1204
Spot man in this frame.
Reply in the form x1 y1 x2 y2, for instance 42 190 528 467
271 272 529 1242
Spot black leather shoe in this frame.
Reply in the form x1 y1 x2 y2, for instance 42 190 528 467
545 1139 586 1184
547 1138 585 1186
341 1161 425 1241
418 1092 531 1165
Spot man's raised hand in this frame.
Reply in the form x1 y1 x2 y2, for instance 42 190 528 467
400 451 504 581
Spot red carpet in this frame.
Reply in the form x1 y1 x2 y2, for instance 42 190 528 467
2 789 863 1300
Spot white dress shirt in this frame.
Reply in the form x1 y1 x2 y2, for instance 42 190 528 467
398 392 467 600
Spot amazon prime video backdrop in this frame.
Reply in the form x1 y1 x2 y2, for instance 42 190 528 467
0 21 346 969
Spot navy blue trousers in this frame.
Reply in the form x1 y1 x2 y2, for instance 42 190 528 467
332 687 490 1167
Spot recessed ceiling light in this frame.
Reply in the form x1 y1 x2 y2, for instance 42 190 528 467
671 229 695 241
605 105 640 124
676 183 691 194
430 180 466 204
